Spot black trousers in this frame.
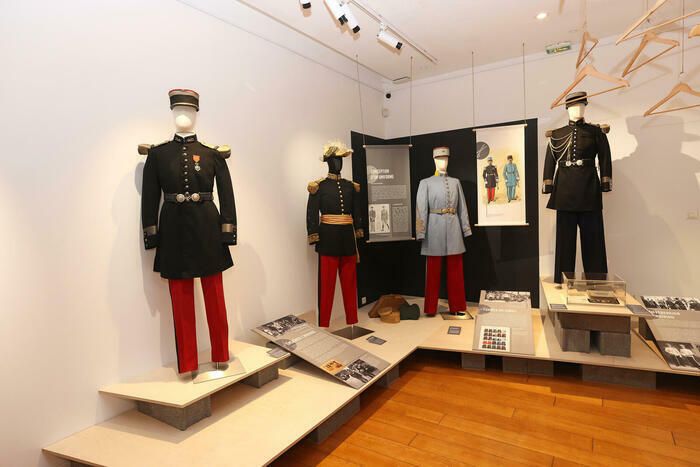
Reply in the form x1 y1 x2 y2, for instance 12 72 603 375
554 210 608 283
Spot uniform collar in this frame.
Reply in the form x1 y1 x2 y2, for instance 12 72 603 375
327 173 342 181
436 172 448 177
174 134 198 144
568 119 585 126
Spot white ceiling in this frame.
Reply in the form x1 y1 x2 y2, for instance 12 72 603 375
240 0 700 81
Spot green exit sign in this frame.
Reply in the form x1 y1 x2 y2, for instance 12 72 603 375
546 41 572 54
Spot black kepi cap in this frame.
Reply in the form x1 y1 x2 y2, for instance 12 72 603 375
565 91 588 108
169 89 199 111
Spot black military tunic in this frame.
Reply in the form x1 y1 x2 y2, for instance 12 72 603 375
482 164 498 188
543 120 612 211
141 134 237 279
306 173 363 257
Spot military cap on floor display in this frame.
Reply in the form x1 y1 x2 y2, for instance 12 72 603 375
168 89 200 111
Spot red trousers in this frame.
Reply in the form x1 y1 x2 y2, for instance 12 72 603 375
424 254 467 315
168 272 229 373
319 255 359 328
487 187 496 202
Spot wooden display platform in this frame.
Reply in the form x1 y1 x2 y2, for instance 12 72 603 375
45 297 698 467
541 277 636 316
100 340 288 408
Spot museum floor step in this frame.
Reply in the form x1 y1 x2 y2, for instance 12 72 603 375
273 349 700 467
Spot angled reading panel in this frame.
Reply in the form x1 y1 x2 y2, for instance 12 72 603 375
576 30 599 68
644 82 700 116
550 64 630 109
617 0 700 44
622 32 679 77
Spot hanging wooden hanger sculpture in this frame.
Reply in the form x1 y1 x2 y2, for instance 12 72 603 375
576 30 599 68
622 32 679 76
644 82 700 116
550 64 630 109
617 0 700 44
689 24 700 37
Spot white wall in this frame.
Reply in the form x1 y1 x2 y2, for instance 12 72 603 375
384 35 700 297
0 1 384 465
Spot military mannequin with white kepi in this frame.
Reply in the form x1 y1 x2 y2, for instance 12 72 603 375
416 147 472 316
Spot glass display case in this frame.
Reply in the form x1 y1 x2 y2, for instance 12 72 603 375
563 272 627 307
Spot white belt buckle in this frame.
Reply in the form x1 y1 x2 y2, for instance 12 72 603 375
576 159 583 166
565 161 572 167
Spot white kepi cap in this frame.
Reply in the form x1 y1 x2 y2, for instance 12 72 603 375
433 146 450 158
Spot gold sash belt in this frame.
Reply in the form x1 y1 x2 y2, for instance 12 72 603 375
430 208 456 215
320 214 354 225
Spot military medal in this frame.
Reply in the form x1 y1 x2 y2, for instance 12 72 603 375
193 155 201 171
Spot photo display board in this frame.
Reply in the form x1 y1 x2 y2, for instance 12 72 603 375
253 315 390 389
365 145 413 242
474 124 528 227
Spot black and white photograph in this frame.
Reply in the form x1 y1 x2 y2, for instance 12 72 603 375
658 341 700 372
484 291 531 303
642 296 700 311
256 314 305 337
369 203 391 234
478 326 511 352
334 358 381 389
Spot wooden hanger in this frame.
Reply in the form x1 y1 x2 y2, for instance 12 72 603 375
576 30 599 68
689 24 700 37
617 0 700 44
550 64 630 109
622 32 679 77
644 82 700 116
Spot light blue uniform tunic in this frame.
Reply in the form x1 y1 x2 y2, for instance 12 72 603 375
415 174 472 256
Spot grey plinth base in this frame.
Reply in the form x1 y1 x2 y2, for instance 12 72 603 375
376 365 400 388
277 353 302 370
503 357 554 377
242 364 279 388
461 353 486 370
550 311 591 353
557 312 631 333
582 365 656 389
307 397 361 444
136 397 211 431
594 331 632 357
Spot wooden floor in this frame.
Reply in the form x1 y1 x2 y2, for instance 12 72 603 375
273 350 700 467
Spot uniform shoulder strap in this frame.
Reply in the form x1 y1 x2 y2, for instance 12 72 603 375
202 142 232 159
351 181 361 192
307 178 325 194
137 140 168 155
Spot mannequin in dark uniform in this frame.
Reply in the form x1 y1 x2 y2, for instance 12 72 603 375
140 89 236 374
306 142 364 327
543 91 612 283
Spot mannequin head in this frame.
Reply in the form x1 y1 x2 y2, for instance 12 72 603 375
168 89 200 134
432 146 450 174
565 91 588 121
326 157 343 174
487 156 493 166
567 103 586 121
507 155 513 164
172 106 197 134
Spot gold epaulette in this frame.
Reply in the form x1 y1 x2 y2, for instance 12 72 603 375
593 123 611 134
202 142 232 159
307 178 324 194
137 140 168 155
352 181 361 192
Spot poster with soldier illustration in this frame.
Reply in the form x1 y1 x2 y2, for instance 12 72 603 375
475 124 527 226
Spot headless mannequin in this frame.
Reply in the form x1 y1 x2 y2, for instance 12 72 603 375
327 156 343 175
173 106 197 135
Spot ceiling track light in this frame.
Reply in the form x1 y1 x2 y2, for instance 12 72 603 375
299 0 311 9
341 2 361 33
323 0 347 25
377 23 402 50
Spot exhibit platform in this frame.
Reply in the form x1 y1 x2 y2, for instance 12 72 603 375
45 291 699 467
